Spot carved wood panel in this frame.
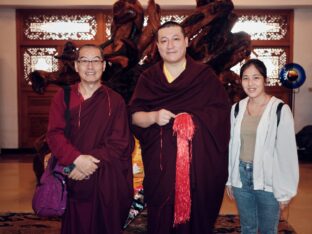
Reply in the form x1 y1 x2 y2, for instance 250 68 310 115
19 90 56 147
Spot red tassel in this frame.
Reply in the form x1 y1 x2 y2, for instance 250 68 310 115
172 113 195 225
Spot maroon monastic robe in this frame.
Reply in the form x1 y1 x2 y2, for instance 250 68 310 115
46 84 133 234
129 56 230 234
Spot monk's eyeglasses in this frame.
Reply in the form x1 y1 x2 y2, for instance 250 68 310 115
77 59 104 66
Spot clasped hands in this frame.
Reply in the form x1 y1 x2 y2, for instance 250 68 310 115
68 154 100 180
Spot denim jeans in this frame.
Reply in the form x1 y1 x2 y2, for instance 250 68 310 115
233 161 280 234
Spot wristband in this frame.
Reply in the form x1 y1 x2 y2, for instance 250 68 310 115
63 163 75 175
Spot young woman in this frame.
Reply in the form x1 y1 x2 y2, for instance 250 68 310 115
226 59 299 233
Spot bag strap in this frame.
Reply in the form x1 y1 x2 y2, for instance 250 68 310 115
62 85 76 173
63 85 71 137
234 101 284 127
276 102 284 127
234 102 239 118
51 85 71 170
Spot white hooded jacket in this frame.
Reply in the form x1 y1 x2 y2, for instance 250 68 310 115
226 96 299 202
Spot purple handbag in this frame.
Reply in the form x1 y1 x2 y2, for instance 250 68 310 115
32 156 67 217
32 86 70 217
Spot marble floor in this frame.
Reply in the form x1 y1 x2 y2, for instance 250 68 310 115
0 153 311 233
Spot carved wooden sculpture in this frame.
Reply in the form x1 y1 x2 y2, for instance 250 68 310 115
28 0 251 103
28 41 79 94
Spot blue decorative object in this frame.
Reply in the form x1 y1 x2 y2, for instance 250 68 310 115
279 63 306 89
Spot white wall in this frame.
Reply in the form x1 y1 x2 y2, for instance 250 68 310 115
293 9 312 132
0 9 18 148
0 1 311 148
